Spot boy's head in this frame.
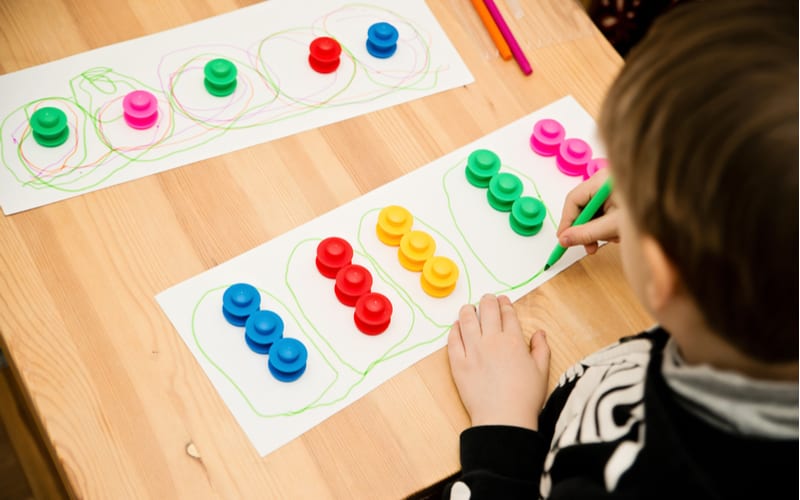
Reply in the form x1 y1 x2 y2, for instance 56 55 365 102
599 0 798 363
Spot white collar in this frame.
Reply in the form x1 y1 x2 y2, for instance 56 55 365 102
661 337 798 440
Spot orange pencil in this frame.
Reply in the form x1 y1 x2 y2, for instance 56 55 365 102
470 0 513 60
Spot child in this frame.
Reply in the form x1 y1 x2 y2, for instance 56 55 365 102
414 1 798 498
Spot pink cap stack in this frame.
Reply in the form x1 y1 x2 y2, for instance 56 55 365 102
530 119 566 157
556 138 593 177
122 90 159 130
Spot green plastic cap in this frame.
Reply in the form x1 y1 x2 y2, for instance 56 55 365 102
204 58 238 97
510 196 546 236
487 172 523 211
30 107 69 147
465 149 501 188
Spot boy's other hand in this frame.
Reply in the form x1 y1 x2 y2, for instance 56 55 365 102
447 294 550 431
557 169 619 254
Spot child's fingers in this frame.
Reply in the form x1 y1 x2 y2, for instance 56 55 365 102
558 210 619 248
530 330 550 368
478 294 501 335
556 170 610 236
458 303 481 351
497 295 521 335
447 321 466 359
557 194 589 236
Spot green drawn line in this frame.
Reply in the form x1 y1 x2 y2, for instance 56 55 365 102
189 155 561 419
355 207 474 329
2 4 448 195
442 157 557 290
283 237 420 375
191 285 339 418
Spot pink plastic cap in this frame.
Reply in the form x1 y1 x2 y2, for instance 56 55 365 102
123 90 159 130
584 158 608 180
530 119 565 157
556 138 592 177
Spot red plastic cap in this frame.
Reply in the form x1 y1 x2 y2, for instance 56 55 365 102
354 292 393 335
334 264 373 306
309 36 342 74
316 237 354 278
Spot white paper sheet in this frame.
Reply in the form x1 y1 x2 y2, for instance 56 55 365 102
0 0 473 214
156 96 607 456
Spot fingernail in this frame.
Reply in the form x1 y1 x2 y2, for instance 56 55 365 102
560 236 571 246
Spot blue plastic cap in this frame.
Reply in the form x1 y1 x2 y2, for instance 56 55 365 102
244 310 285 354
268 338 308 382
366 22 399 58
222 283 261 326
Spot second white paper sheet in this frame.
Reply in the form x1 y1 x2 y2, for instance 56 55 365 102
156 96 606 456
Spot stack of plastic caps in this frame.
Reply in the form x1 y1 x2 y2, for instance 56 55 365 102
29 107 69 147
122 90 159 130
530 118 607 180
203 58 238 97
376 206 459 297
316 237 393 335
222 283 261 326
222 283 307 382
268 338 308 382
465 149 546 236
366 22 399 58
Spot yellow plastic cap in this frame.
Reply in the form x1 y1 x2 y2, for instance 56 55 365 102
376 205 413 246
398 230 436 271
421 256 459 297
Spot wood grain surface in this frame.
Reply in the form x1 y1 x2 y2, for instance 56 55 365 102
0 0 652 498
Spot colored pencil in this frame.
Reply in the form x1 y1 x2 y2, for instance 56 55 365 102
470 0 513 60
482 0 533 75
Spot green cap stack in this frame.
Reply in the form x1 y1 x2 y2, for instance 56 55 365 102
487 172 523 212
204 58 238 97
30 107 69 147
465 149 502 187
510 196 546 236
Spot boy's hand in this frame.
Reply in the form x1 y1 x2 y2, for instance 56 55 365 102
557 169 620 254
447 294 550 431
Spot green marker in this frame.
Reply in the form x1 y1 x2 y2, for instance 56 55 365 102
544 176 613 270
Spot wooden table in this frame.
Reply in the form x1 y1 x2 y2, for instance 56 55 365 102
0 1 652 498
